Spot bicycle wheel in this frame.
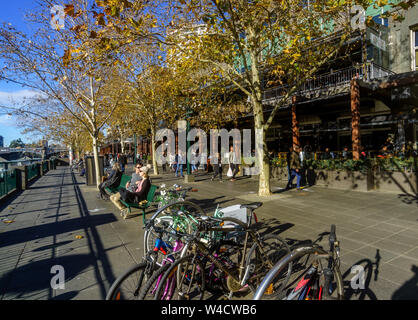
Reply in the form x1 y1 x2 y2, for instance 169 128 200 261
253 246 344 300
204 239 244 297
106 262 150 300
153 254 206 300
245 234 292 296
144 201 203 255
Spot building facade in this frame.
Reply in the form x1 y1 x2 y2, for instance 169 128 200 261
257 4 418 157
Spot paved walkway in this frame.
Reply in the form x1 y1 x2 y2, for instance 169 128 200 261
0 166 417 300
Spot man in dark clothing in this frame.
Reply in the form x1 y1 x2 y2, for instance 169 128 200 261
286 146 302 190
98 163 123 200
322 147 333 160
211 153 223 182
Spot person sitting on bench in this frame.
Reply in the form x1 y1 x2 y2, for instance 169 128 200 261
98 162 122 200
110 163 143 211
118 164 151 213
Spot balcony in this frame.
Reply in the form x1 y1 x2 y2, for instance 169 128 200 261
262 62 395 106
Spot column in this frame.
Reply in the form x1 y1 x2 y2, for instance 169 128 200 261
291 96 300 149
351 78 361 160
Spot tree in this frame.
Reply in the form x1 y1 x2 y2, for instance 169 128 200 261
164 0 414 196
9 138 25 148
125 62 181 175
0 0 129 187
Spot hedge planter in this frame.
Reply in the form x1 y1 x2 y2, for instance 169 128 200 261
374 170 417 194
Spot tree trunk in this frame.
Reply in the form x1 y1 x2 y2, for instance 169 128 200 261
248 41 271 197
151 126 159 175
69 145 74 166
120 137 125 154
92 134 101 188
253 101 271 196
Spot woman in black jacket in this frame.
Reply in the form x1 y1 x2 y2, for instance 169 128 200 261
119 165 151 204
98 162 122 200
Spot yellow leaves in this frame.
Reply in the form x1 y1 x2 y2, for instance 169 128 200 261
75 235 84 239
292 53 301 60
377 0 388 7
64 4 75 17
2 220 15 224
62 48 72 67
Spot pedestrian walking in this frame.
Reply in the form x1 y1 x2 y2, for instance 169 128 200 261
211 152 223 182
286 146 302 190
228 145 239 181
175 151 184 177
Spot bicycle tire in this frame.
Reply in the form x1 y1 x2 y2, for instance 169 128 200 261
143 201 203 257
143 215 193 266
106 262 149 300
245 234 292 296
253 246 344 300
153 254 206 300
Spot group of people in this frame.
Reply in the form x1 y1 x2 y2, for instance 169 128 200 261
163 146 240 182
97 160 152 217
210 146 240 182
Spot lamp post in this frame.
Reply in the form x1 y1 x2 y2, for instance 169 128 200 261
184 104 194 182
134 133 137 165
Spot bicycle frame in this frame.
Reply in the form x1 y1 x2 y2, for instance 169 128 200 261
179 218 274 290
150 237 184 300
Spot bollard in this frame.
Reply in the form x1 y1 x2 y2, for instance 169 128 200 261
39 162 44 177
15 166 28 191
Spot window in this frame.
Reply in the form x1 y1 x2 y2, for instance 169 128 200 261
412 30 418 71
415 30 418 70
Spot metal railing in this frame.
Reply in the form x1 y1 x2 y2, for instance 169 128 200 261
262 62 395 103
0 169 17 198
27 164 39 181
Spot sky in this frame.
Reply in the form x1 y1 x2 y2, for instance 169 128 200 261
0 0 41 147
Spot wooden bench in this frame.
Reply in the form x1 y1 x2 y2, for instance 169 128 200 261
105 174 131 194
120 184 158 223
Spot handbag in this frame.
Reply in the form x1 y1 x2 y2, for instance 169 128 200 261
227 166 233 177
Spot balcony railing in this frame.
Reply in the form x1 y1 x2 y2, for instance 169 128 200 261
262 62 395 104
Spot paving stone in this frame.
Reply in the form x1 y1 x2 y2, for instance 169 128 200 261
1 166 417 300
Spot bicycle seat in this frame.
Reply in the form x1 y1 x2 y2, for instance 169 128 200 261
240 202 262 210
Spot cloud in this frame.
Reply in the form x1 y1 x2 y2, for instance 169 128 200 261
0 89 43 107
0 114 17 127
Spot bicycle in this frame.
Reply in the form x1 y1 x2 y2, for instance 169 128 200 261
151 214 291 300
143 201 204 264
105 221 186 300
154 184 194 209
253 224 344 300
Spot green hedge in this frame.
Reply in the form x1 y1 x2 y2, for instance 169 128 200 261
270 157 417 172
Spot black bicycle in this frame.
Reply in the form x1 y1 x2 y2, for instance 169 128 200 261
253 224 344 300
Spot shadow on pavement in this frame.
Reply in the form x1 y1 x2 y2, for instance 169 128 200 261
0 214 117 249
0 254 96 299
342 250 381 300
392 265 418 300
